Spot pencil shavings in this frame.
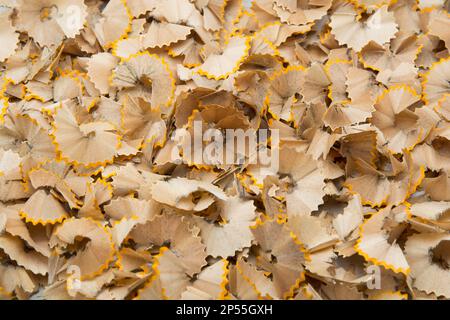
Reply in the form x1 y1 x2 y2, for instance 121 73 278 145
371 85 423 154
129 213 207 276
51 102 122 168
93 0 132 49
111 52 175 108
193 196 257 258
87 53 119 95
0 11 19 63
181 259 229 300
273 0 332 26
330 3 398 52
355 206 410 274
49 217 115 279
251 218 307 299
16 0 88 47
197 35 250 80
405 233 450 298
142 21 193 49
422 57 450 105
0 0 448 301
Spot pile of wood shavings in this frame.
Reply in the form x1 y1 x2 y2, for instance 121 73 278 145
0 0 449 300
